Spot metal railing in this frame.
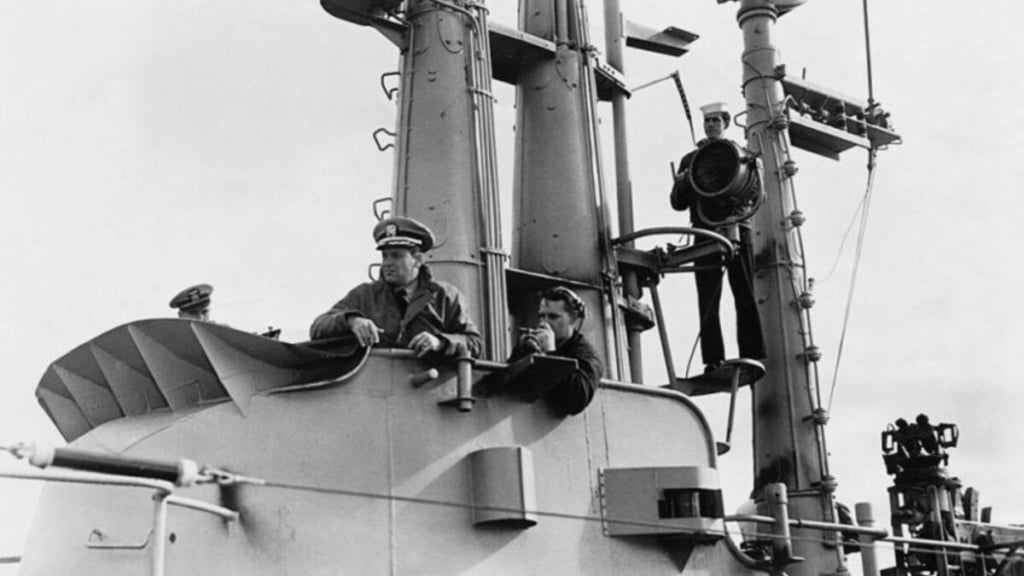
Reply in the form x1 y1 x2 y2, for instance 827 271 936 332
722 482 1024 576
0 462 241 576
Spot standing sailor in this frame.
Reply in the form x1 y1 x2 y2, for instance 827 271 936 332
671 102 765 372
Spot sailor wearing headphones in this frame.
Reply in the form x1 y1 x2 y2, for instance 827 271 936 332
511 286 603 415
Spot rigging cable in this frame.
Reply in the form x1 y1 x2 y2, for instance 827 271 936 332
628 71 696 147
815 194 868 286
0 446 1008 562
684 330 700 378
684 279 729 378
826 149 877 413
827 0 881 413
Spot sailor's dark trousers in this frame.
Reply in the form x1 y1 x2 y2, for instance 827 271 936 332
694 230 765 366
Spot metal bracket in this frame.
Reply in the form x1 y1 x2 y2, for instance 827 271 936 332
86 528 153 550
372 197 393 221
380 71 400 101
380 70 399 99
436 353 475 412
372 127 395 151
620 294 655 331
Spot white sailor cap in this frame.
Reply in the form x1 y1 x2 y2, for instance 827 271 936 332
700 102 731 124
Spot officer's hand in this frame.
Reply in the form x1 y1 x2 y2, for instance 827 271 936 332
531 323 556 352
409 332 442 357
405 332 442 354
348 317 383 347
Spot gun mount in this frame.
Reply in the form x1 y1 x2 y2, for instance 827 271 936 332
881 415 1024 576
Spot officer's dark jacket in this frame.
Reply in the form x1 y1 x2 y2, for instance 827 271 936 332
310 265 482 358
508 331 602 415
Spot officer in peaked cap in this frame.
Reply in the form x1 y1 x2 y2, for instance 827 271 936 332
169 283 213 321
372 216 435 252
310 216 481 358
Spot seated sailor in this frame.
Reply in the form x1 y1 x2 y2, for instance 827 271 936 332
508 286 602 415
310 216 482 358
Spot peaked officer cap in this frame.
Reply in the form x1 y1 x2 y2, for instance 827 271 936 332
700 102 731 124
169 283 213 312
373 217 435 252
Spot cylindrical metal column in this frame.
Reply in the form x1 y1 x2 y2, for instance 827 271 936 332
151 494 170 576
856 502 881 576
513 1 603 285
512 0 615 373
603 0 643 382
739 1 844 575
393 0 488 351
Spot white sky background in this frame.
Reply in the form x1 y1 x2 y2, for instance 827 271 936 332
2 0 1024 569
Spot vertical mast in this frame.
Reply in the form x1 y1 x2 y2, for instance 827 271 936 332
739 1 844 574
513 0 623 377
514 0 602 284
392 0 507 359
603 0 644 382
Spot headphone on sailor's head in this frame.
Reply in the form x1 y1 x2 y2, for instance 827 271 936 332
541 286 587 320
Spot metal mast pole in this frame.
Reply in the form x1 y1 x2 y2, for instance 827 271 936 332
603 0 642 382
738 1 845 575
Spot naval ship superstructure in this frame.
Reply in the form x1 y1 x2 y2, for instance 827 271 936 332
4 1 1024 575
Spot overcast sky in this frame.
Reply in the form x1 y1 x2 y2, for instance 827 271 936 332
2 0 1023 567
